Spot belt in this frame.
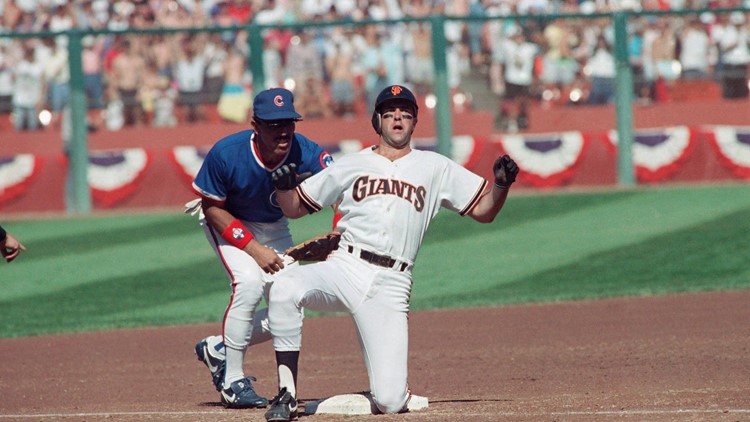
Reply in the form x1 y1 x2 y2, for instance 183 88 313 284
347 245 409 272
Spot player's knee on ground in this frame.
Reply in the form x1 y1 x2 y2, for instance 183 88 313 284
371 389 410 414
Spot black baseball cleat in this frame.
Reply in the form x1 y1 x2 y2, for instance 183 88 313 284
220 377 269 408
264 387 298 421
195 337 226 392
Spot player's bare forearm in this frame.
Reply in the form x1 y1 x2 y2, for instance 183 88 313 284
202 199 284 272
276 189 310 219
202 201 238 232
469 154 518 223
467 184 510 223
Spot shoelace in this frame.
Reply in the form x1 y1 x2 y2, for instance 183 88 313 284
237 376 258 393
270 387 289 404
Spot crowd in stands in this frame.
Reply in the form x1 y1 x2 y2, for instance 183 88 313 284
0 0 748 133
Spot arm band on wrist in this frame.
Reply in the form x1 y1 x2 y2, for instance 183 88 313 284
332 211 342 229
494 182 511 190
221 220 254 249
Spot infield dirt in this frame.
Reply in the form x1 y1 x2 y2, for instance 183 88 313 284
2 289 749 421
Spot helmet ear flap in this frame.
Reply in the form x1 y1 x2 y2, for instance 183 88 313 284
371 110 382 134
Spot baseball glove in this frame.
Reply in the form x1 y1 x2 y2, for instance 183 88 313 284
285 232 341 262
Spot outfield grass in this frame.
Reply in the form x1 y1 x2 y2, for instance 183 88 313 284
2 183 749 338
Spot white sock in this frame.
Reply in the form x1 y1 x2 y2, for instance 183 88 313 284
224 346 246 386
278 364 296 398
206 335 225 359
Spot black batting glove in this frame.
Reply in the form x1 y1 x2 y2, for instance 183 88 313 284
271 163 312 191
493 154 519 189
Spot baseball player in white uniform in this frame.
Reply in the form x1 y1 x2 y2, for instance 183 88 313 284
262 85 519 421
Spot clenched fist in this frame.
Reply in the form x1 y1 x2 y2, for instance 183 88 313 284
493 155 519 188
271 163 312 191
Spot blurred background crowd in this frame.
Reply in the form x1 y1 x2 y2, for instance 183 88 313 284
0 0 748 133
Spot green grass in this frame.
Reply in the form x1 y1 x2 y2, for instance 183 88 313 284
2 183 750 338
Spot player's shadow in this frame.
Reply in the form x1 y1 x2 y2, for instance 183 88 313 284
197 401 225 407
429 398 514 403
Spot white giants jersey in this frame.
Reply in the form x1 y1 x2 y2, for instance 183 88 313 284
296 147 488 263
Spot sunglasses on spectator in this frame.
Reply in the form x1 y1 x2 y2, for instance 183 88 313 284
255 118 299 128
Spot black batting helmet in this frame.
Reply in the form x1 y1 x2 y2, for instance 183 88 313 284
371 85 419 134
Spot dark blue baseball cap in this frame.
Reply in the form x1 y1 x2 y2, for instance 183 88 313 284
374 85 418 116
253 88 302 120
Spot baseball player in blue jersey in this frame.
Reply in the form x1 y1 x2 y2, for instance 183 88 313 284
262 85 519 421
190 88 333 409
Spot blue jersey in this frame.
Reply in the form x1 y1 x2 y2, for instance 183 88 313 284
192 130 332 222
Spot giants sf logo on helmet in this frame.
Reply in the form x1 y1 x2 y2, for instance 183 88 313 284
371 85 418 134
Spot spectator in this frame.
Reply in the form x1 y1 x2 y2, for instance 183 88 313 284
402 0 434 18
0 42 14 115
173 35 209 122
324 31 358 117
129 1 156 29
444 0 471 86
263 36 284 89
717 11 749 99
497 27 540 131
43 36 70 130
253 0 287 27
628 18 652 103
300 0 332 19
217 44 252 123
14 10 41 33
585 35 616 105
640 16 662 99
540 18 581 101
285 30 324 90
652 18 679 84
468 0 490 67
82 35 105 123
486 3 514 97
211 1 238 28
285 30 327 114
404 21 433 96
109 36 146 127
146 34 175 80
679 16 711 80
294 73 333 119
224 0 253 25
141 60 177 127
107 1 131 31
359 26 405 112
204 34 230 105
329 0 357 19
72 0 106 30
2 0 24 31
47 3 77 48
11 41 46 131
